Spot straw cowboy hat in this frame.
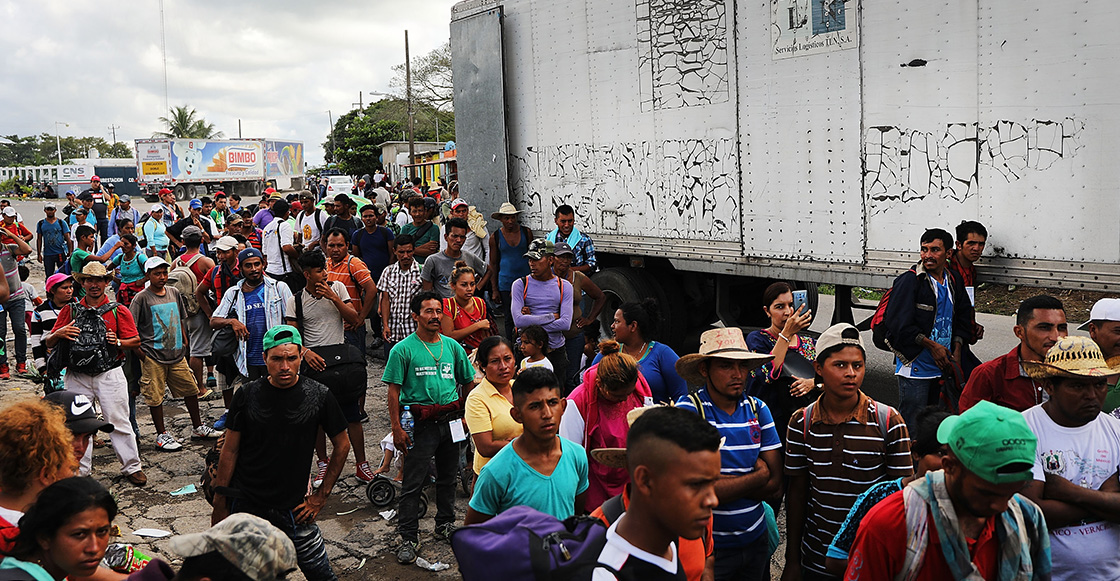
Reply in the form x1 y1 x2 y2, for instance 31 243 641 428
590 406 728 469
73 262 112 280
1022 335 1120 380
675 328 774 385
589 407 654 469
490 202 522 219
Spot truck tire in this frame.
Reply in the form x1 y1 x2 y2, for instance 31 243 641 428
591 268 656 338
173 185 189 201
590 267 692 352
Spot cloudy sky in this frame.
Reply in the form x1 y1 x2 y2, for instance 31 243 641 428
1 0 457 166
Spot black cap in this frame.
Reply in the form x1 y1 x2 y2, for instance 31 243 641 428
44 391 113 435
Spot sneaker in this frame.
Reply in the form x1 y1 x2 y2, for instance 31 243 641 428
191 425 222 439
197 388 223 401
433 522 458 542
356 461 376 482
15 363 26 374
155 432 183 451
0 364 10 380
358 409 370 423
126 470 148 487
206 373 217 388
312 461 328 489
213 411 228 431
396 540 419 565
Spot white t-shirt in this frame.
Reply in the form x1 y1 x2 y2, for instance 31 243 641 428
1022 405 1120 581
297 210 326 247
0 506 23 527
519 356 554 373
20 283 36 312
262 218 295 276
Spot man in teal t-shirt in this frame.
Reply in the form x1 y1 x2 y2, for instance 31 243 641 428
466 366 589 522
382 291 476 565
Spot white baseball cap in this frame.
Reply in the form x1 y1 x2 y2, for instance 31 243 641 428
1079 298 1120 330
2 207 16 217
144 256 170 273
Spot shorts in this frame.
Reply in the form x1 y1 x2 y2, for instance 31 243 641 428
140 356 200 406
341 399 362 423
187 312 213 358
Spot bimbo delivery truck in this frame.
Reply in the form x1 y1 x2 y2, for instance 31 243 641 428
135 138 305 201
450 0 1120 346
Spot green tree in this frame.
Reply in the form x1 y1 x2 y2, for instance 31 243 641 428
154 105 224 139
323 97 454 175
105 142 133 158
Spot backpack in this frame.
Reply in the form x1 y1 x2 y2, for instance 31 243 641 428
168 254 204 316
801 399 893 442
48 301 120 376
135 212 151 248
686 390 758 421
869 266 916 351
451 505 617 581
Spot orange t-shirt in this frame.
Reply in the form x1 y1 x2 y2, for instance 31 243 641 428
590 487 713 581
327 255 373 302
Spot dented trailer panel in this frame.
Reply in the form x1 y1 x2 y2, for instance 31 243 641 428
451 0 1120 290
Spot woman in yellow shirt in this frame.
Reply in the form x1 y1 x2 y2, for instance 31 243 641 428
465 336 523 474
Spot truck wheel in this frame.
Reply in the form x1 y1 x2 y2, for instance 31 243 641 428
591 268 655 337
173 185 188 201
794 282 820 318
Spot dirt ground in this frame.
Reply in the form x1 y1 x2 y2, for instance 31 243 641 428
975 283 1108 320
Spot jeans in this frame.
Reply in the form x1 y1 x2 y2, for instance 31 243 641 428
713 536 770 581
230 499 337 581
66 367 142 476
0 297 27 365
44 254 64 277
546 347 569 391
399 419 459 544
563 332 585 392
345 325 366 353
897 375 941 428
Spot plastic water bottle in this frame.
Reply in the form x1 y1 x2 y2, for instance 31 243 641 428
400 405 414 450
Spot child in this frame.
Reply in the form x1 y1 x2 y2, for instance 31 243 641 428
518 324 553 373
580 320 602 375
465 366 589 522
18 265 41 330
112 234 147 307
371 432 404 481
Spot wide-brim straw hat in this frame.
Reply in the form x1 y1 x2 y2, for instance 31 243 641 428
1023 335 1120 380
675 328 774 385
73 262 112 280
589 407 655 469
490 202 522 219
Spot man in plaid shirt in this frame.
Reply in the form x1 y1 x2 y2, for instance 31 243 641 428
546 204 596 274
377 233 423 354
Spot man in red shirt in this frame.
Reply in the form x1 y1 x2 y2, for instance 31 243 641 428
44 262 146 486
844 401 1050 581
959 295 1067 412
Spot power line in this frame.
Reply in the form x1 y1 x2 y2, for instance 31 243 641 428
158 0 169 114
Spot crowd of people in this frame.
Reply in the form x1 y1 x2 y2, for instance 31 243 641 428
0 172 1117 581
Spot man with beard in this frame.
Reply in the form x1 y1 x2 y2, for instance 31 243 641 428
960 295 1067 412
383 291 476 565
210 249 294 381
210 325 349 581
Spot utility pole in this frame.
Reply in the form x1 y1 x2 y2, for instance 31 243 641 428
238 119 242 138
108 124 120 144
327 110 336 162
406 30 415 181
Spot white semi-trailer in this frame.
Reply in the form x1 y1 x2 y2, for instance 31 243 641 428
450 0 1119 344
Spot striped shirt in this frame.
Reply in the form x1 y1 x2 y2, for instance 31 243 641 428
30 300 65 373
675 389 781 549
327 255 373 303
784 391 912 576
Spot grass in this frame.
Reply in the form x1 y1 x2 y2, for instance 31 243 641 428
817 284 884 302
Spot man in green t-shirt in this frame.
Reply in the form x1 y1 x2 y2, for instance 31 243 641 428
382 290 476 565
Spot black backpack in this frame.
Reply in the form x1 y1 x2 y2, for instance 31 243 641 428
49 302 121 376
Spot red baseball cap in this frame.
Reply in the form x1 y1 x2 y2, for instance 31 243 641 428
158 188 172 195
263 187 276 194
91 176 100 182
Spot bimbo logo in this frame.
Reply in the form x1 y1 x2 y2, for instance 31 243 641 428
1003 438 1031 446
226 147 257 168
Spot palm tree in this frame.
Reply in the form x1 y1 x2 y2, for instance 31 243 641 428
153 106 224 139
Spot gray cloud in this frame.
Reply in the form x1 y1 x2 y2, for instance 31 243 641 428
1 0 457 166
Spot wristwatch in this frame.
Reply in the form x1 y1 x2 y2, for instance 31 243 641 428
116 339 122 347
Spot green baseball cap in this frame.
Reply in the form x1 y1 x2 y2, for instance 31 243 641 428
262 325 303 352
937 400 1037 485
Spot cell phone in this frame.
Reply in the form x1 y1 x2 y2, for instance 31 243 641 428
791 290 808 313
